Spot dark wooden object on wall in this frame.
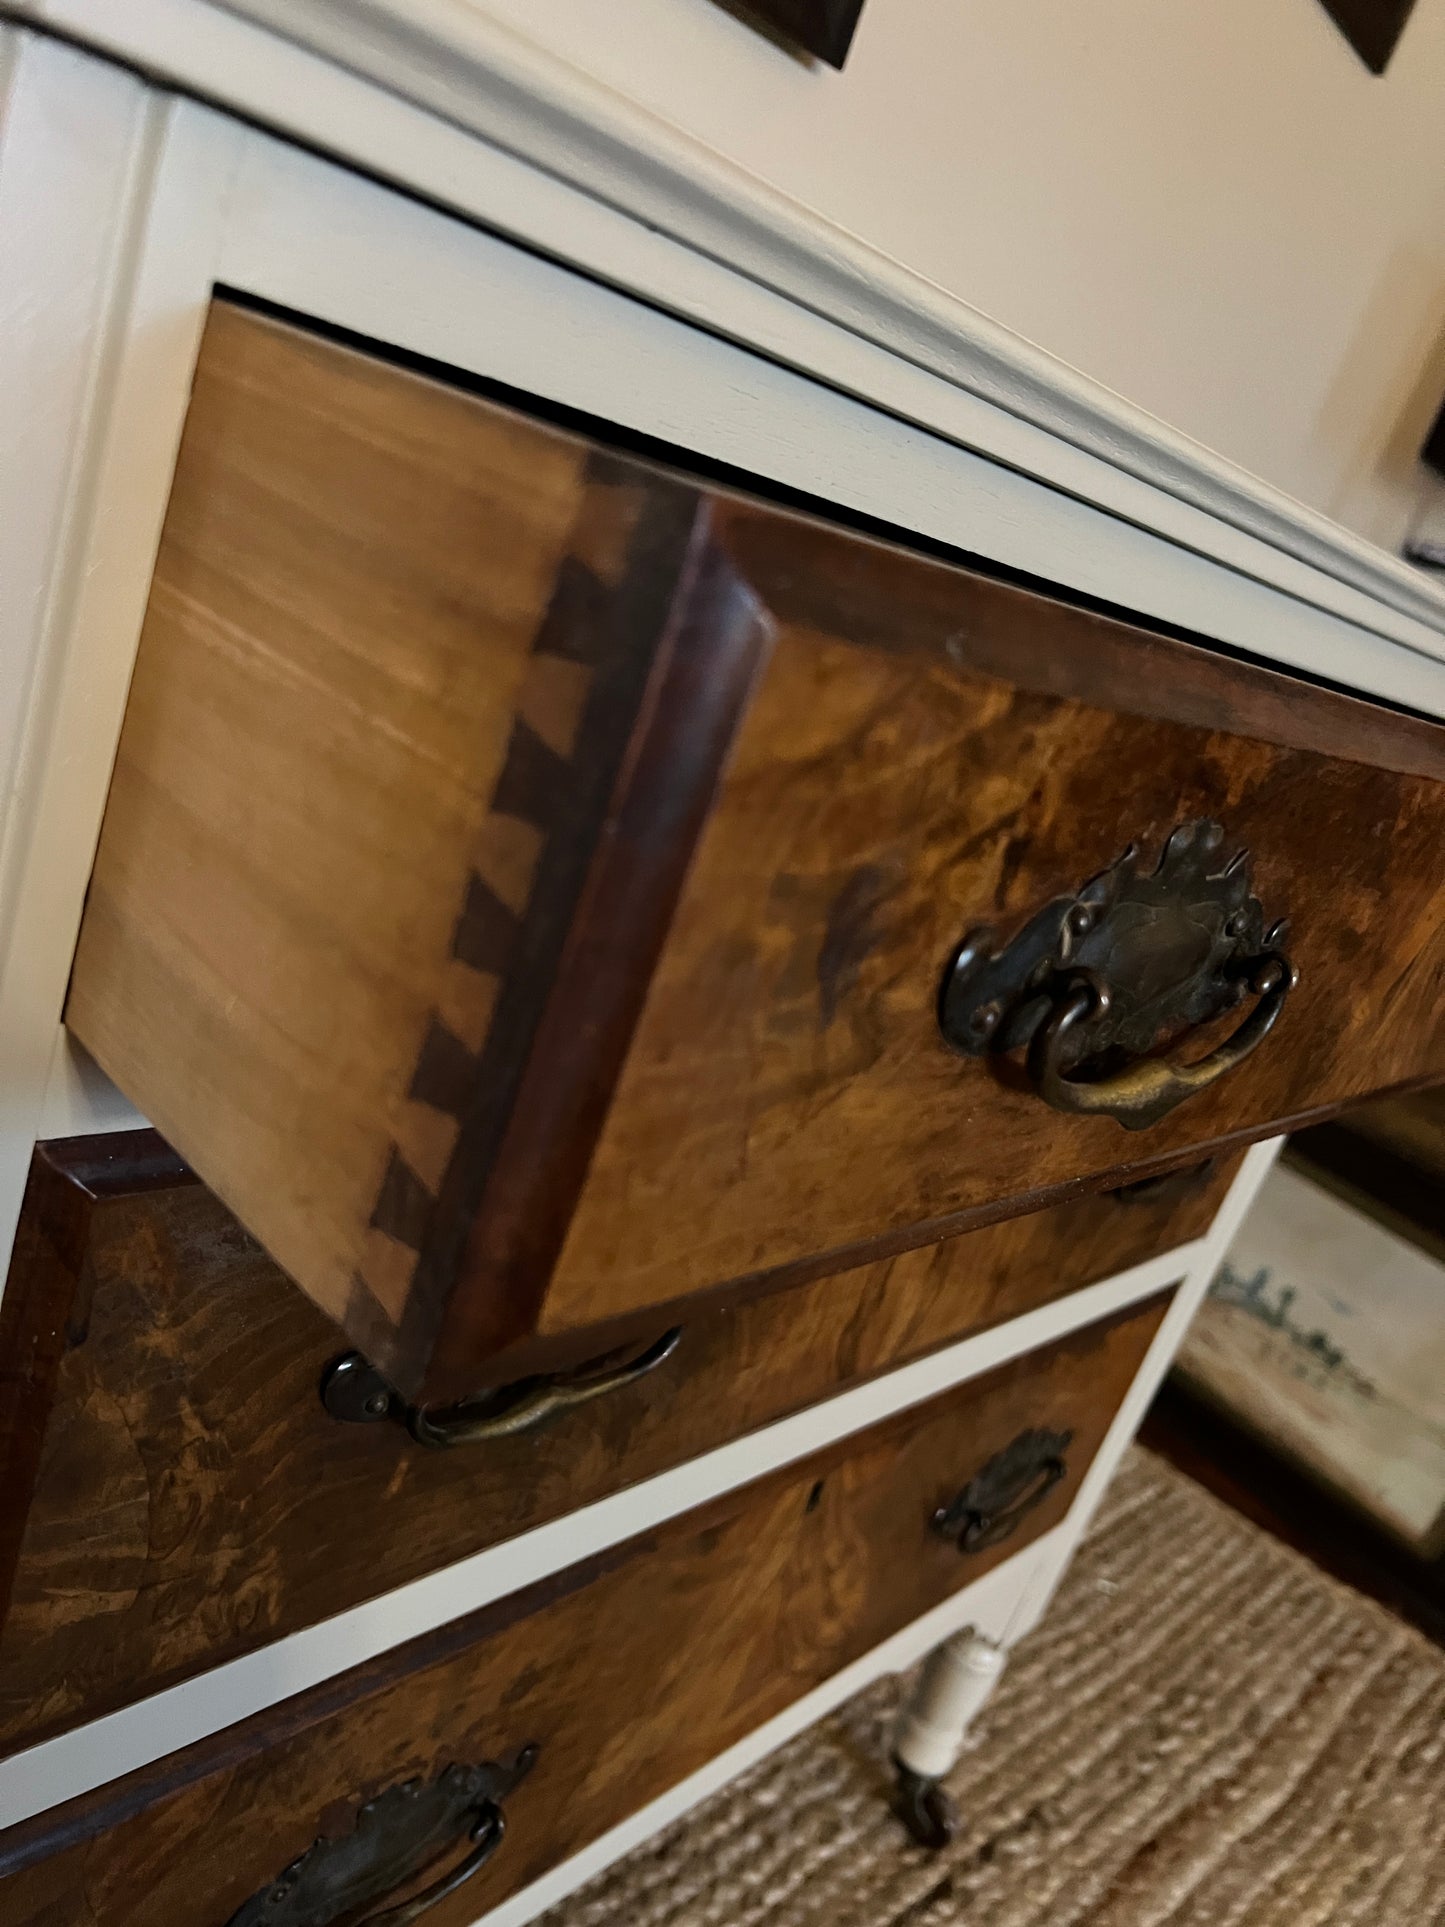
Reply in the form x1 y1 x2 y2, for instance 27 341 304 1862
714 0 866 66
0 1132 1221 1757
0 1291 1170 1924
1316 0 1418 72
65 301 1445 1404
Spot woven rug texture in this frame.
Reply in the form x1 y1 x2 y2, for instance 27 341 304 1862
543 1447 1445 1927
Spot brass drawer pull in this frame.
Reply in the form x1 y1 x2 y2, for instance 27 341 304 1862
322 1328 682 1449
226 1747 536 1927
932 1427 1073 1553
939 818 1296 1130
1031 950 1294 1130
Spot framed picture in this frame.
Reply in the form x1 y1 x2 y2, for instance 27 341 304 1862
1177 1155 1445 1558
713 0 867 67
1316 0 1419 72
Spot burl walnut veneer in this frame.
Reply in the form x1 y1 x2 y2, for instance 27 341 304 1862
0 1292 1169 1926
64 301 1445 1401
0 1131 1226 1756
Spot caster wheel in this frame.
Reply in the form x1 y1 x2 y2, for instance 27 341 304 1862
891 1759 957 1850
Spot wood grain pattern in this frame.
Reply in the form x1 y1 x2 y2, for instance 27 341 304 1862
0 1294 1169 1922
536 497 1445 1334
0 1135 1222 1757
64 300 1445 1393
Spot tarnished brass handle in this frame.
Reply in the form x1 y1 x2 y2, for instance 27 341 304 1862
1028 951 1296 1132
226 1751 536 1927
937 820 1296 1131
932 1427 1073 1554
322 1329 682 1449
360 1807 506 1927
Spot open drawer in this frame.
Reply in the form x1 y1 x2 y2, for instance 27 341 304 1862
64 300 1445 1398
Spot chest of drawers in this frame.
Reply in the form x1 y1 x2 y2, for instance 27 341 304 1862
62 299 1445 1403
2 14 1445 1925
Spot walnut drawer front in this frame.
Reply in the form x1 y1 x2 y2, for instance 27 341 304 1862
63 300 1445 1400
0 1292 1168 1926
0 1131 1221 1759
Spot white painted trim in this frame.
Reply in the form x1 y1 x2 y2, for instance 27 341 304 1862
0 37 165 1288
470 1539 1050 1927
12 0 1445 657
0 1239 1195 1826
210 128 1445 720
0 78 241 1304
1003 1136 1285 1645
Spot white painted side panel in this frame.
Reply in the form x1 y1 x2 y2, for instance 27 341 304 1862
0 1239 1196 1826
0 34 157 1284
0 81 241 1295
1004 1137 1285 1645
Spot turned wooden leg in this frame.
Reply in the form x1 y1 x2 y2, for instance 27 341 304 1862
890 1630 1006 1848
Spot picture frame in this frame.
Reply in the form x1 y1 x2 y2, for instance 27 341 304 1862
714 0 867 68
1177 1135 1445 1561
1316 0 1419 73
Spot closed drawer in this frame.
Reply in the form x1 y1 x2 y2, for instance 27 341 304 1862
65 301 1445 1399
0 1293 1168 1925
0 1131 1222 1757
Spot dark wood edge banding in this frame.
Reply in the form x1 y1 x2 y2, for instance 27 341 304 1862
437 1072 1444 1389
347 455 707 1391
424 504 777 1398
713 499 1445 783
0 1137 191 1639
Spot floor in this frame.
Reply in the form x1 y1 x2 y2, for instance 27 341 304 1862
542 1447 1445 1927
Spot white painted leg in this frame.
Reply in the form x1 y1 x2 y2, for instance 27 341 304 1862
890 1627 1005 1848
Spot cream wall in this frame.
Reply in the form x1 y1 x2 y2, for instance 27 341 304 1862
472 0 1445 551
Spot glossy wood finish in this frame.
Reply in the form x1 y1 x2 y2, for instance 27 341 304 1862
535 502 1445 1341
65 300 1445 1396
0 1291 1169 1923
0 1134 1222 1757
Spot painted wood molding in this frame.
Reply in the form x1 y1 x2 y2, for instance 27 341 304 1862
15 0 1445 644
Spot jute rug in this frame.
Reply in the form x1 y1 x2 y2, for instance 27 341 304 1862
544 1448 1445 1927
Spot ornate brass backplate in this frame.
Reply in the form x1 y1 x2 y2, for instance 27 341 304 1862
939 820 1295 1130
226 1748 537 1927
